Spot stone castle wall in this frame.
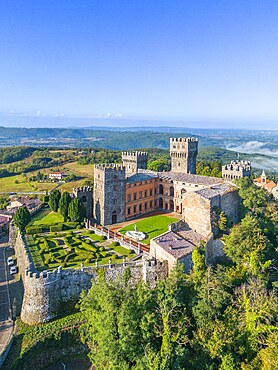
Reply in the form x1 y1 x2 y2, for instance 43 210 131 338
15 233 168 324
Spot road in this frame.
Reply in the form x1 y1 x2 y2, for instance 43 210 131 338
0 237 13 360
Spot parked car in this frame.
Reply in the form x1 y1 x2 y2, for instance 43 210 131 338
7 257 14 266
10 266 17 275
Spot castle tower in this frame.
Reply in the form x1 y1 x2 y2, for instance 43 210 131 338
73 186 93 218
222 160 252 180
170 137 198 174
93 164 126 225
121 151 148 175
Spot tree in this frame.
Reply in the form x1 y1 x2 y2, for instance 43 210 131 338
48 190 61 212
218 212 227 232
224 214 271 277
58 192 72 221
68 198 86 222
14 206 31 232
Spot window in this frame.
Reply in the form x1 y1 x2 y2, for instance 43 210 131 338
127 207 131 215
145 202 148 209
139 204 142 212
133 205 137 213
150 200 153 208
127 194 131 202
150 189 153 196
133 193 137 201
139 191 142 199
144 190 147 197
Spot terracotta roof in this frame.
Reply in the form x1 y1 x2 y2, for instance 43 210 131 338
254 178 276 190
265 181 276 190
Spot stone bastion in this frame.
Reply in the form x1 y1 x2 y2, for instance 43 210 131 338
14 232 168 325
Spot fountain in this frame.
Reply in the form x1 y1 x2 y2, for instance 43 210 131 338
126 224 146 241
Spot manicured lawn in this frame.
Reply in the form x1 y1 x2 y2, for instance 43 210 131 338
30 210 64 226
119 214 179 244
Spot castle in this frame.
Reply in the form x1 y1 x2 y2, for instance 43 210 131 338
15 137 242 325
74 137 239 233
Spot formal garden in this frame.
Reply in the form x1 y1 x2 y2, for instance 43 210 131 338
25 209 135 271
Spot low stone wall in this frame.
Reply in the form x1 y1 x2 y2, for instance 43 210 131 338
14 232 168 325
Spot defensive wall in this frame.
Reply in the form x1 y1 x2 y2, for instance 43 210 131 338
15 232 167 325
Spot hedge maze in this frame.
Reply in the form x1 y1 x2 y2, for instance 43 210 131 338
26 230 135 271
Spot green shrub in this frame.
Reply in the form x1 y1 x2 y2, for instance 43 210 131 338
50 224 64 232
76 225 82 230
26 225 43 234
63 221 79 230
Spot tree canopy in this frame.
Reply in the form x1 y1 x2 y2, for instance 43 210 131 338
14 206 31 232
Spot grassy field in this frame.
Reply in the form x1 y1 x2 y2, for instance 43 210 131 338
30 210 64 226
63 161 94 178
0 174 57 192
119 214 179 244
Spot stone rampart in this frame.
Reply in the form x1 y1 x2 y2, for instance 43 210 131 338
15 232 167 325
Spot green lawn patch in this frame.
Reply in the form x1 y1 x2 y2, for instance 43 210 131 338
30 209 64 226
119 214 179 244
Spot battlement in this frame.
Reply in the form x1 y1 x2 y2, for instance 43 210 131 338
73 186 92 193
222 160 252 179
122 151 148 158
170 137 198 143
94 163 125 171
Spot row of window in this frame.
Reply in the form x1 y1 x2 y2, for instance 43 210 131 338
127 200 153 215
127 189 153 202
127 180 152 187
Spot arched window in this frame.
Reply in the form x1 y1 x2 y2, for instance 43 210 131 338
159 184 164 195
170 186 174 197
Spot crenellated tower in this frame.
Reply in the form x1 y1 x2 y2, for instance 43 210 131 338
121 151 148 175
93 164 126 225
73 186 93 218
170 137 198 174
222 160 252 180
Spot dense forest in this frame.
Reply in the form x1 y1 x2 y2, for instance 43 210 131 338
79 178 278 370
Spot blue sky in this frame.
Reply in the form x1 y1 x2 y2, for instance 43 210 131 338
0 0 278 128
